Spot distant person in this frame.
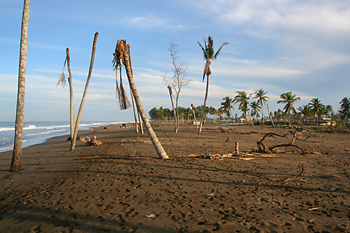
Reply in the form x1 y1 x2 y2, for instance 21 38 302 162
119 124 122 129
122 123 127 128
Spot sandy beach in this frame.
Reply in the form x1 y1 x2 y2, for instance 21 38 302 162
0 123 349 232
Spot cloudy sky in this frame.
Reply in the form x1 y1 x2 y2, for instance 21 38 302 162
1 0 349 122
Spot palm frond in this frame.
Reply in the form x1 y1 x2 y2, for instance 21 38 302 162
213 42 228 60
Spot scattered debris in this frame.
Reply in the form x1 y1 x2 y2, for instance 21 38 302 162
90 130 95 133
80 136 102 146
145 214 156 218
104 127 109 129
309 207 320 211
78 156 151 160
226 137 231 142
122 139 177 145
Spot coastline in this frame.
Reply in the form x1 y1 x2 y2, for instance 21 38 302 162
0 124 349 232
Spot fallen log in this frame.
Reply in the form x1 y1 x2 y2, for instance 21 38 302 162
80 136 102 146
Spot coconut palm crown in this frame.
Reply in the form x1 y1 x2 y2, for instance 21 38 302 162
277 91 301 127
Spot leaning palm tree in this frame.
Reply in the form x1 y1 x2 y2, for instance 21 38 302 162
233 90 252 123
70 32 99 151
115 40 169 159
197 36 228 133
277 91 301 127
309 98 326 125
339 97 350 120
254 89 269 125
10 0 31 172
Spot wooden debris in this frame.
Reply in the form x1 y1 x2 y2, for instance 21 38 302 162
78 156 151 160
226 137 231 142
121 139 177 145
80 136 102 146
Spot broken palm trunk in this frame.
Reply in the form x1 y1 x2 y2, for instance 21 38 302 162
114 39 169 159
113 40 131 110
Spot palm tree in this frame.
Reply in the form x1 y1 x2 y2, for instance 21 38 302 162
309 98 326 125
197 36 228 133
298 105 313 124
254 89 269 125
325 105 333 118
220 96 234 119
10 0 31 172
120 40 169 159
250 101 261 121
234 91 252 123
339 97 350 120
277 91 301 127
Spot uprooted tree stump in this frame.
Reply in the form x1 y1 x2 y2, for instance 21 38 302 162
256 128 318 155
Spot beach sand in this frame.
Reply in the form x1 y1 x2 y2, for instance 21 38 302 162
0 124 349 232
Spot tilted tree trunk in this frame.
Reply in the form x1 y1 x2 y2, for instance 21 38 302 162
122 41 168 159
66 48 75 140
130 89 139 133
198 73 210 133
191 104 198 128
10 0 31 172
167 86 178 133
70 32 98 151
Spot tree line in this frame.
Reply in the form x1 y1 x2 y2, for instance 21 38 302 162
150 90 350 127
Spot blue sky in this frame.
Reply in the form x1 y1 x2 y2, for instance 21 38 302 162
1 0 349 122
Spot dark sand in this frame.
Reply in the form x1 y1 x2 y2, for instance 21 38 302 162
0 124 349 232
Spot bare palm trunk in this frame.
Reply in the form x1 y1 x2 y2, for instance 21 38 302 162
130 89 139 133
123 42 168 159
66 48 75 140
199 73 209 133
70 32 98 151
288 112 292 127
167 86 177 132
191 104 198 128
261 104 264 125
10 0 30 172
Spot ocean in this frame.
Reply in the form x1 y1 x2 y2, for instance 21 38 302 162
0 121 120 153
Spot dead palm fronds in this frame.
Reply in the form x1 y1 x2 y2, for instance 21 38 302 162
113 40 131 110
57 57 67 87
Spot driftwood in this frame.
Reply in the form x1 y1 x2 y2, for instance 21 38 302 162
80 136 102 146
122 139 177 145
78 156 151 160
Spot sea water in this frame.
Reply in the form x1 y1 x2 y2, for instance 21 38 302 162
0 121 120 153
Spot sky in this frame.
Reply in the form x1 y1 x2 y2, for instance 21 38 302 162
1 0 349 122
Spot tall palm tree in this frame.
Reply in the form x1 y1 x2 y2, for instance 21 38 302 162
10 0 31 172
250 101 261 121
298 105 313 124
70 32 99 151
309 98 326 125
220 96 234 119
254 89 269 125
234 91 252 123
277 91 300 127
197 36 228 133
119 40 169 159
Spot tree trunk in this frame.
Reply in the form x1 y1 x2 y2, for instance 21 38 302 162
167 86 177 132
266 104 275 128
288 112 291 127
130 89 139 133
191 104 198 128
66 48 75 140
198 73 210 133
123 42 168 159
261 104 264 125
70 32 98 151
10 0 31 172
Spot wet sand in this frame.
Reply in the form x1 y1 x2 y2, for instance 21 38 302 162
0 124 349 232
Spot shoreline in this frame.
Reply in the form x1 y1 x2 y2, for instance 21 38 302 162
0 124 349 232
